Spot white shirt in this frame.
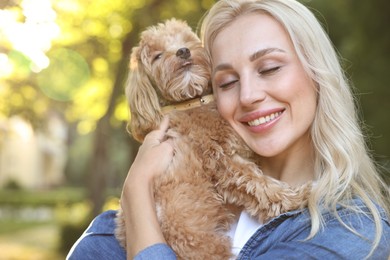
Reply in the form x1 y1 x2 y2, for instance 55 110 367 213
226 211 263 257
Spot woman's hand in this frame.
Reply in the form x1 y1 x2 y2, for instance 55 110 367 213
120 117 174 259
127 116 174 187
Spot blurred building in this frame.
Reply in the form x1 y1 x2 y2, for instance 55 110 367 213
0 114 67 189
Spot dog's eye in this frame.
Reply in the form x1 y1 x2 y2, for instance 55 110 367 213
152 53 163 63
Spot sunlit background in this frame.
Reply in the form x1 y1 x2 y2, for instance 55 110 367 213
0 0 389 259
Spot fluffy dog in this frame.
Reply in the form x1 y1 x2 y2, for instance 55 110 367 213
116 19 310 259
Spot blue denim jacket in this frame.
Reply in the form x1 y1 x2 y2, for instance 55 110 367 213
67 198 390 259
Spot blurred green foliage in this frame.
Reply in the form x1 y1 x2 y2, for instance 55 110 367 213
0 187 85 206
305 0 390 179
56 200 92 253
0 186 119 253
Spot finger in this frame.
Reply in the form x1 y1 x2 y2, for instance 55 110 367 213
159 116 170 132
154 116 170 141
144 116 170 144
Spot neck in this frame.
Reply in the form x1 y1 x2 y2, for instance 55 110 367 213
261 139 315 187
161 94 214 114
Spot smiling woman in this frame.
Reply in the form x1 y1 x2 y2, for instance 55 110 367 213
201 0 390 258
210 13 317 167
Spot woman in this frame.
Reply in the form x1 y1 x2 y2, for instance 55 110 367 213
67 0 390 259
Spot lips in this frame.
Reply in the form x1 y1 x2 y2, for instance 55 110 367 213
246 110 284 127
248 112 282 126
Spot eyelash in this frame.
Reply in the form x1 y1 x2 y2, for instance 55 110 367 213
152 53 163 63
218 80 238 89
259 66 281 75
217 66 281 89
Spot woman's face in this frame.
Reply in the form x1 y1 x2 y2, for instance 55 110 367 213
211 13 317 159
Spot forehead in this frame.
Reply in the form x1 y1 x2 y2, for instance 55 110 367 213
211 13 293 62
141 21 199 50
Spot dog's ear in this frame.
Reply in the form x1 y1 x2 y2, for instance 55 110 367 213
126 46 163 142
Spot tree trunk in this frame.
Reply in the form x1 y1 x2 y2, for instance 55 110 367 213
87 34 134 217
86 0 168 217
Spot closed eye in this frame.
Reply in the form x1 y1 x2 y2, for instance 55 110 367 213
152 53 163 63
259 66 281 76
218 79 238 89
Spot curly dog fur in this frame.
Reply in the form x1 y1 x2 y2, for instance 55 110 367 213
116 19 310 259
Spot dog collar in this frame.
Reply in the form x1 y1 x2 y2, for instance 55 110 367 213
161 94 214 114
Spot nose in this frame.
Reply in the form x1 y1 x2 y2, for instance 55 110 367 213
239 76 266 106
176 47 191 59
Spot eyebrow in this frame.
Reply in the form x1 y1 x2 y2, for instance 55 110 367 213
249 47 285 62
212 47 285 77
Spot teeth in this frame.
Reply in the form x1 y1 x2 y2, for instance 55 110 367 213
248 112 282 126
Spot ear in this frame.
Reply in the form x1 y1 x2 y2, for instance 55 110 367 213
126 46 163 142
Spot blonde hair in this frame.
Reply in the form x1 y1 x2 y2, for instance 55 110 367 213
200 0 389 255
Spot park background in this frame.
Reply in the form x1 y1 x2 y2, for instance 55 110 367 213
0 0 389 259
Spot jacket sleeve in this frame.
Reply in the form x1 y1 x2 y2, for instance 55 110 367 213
66 210 177 260
134 243 177 260
66 210 127 260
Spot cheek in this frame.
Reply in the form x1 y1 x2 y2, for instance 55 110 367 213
293 84 318 126
214 84 241 122
216 99 227 117
299 80 317 106
287 70 317 107
215 96 232 121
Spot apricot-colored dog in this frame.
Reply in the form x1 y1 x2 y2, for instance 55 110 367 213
116 19 310 260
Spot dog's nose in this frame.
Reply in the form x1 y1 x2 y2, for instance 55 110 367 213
176 47 191 59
